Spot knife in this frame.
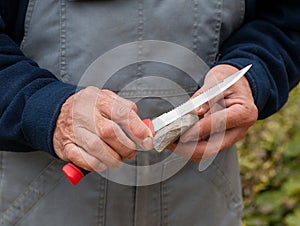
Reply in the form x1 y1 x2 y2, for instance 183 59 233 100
62 64 252 185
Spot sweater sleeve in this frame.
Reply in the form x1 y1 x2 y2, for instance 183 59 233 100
217 1 300 119
0 19 76 156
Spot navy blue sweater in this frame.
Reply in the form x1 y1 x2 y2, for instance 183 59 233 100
0 0 300 155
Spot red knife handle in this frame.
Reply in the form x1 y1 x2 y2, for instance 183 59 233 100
62 163 89 186
142 118 156 136
62 119 155 186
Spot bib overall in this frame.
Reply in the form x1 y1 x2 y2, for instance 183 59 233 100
1 0 245 225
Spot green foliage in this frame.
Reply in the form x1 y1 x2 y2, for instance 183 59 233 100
238 85 300 226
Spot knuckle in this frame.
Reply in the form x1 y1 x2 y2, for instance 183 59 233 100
101 89 116 96
125 152 137 160
130 102 138 113
249 105 258 123
95 163 107 172
113 104 131 119
82 86 99 98
243 104 258 125
112 102 137 121
99 89 138 121
85 86 98 93
99 123 116 139
234 104 258 127
109 156 123 169
66 148 80 163
121 148 135 159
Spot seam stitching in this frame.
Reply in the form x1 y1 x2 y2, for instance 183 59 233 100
60 0 69 82
193 0 199 53
20 0 37 49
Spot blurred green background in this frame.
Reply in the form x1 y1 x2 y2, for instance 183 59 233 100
238 85 300 226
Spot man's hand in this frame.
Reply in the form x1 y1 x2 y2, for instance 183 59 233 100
53 86 153 172
169 64 258 162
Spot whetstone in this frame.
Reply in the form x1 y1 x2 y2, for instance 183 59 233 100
153 114 199 152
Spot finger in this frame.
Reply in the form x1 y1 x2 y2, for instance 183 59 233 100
180 106 225 143
101 89 138 111
74 127 123 169
180 102 257 142
189 87 224 116
175 126 248 162
64 143 108 172
193 65 242 115
201 127 247 161
97 89 138 120
96 90 153 150
96 118 137 159
119 112 154 151
74 87 136 131
172 140 208 162
124 151 137 160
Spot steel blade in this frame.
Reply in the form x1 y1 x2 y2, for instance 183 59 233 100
151 64 252 131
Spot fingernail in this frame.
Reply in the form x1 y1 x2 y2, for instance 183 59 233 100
147 130 154 138
197 106 203 113
142 137 153 150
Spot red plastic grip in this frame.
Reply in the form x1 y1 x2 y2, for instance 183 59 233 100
62 163 84 186
142 118 155 136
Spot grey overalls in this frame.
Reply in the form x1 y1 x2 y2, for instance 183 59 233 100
0 0 245 225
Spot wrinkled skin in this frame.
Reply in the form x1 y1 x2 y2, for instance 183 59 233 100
53 87 153 172
169 64 258 162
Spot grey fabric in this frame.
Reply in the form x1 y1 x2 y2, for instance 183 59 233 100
0 153 65 226
1 0 245 225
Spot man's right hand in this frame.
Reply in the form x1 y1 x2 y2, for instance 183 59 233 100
53 86 153 172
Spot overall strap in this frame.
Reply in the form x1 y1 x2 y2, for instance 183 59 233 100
0 160 64 226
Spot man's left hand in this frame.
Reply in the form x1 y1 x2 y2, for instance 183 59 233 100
169 64 258 162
